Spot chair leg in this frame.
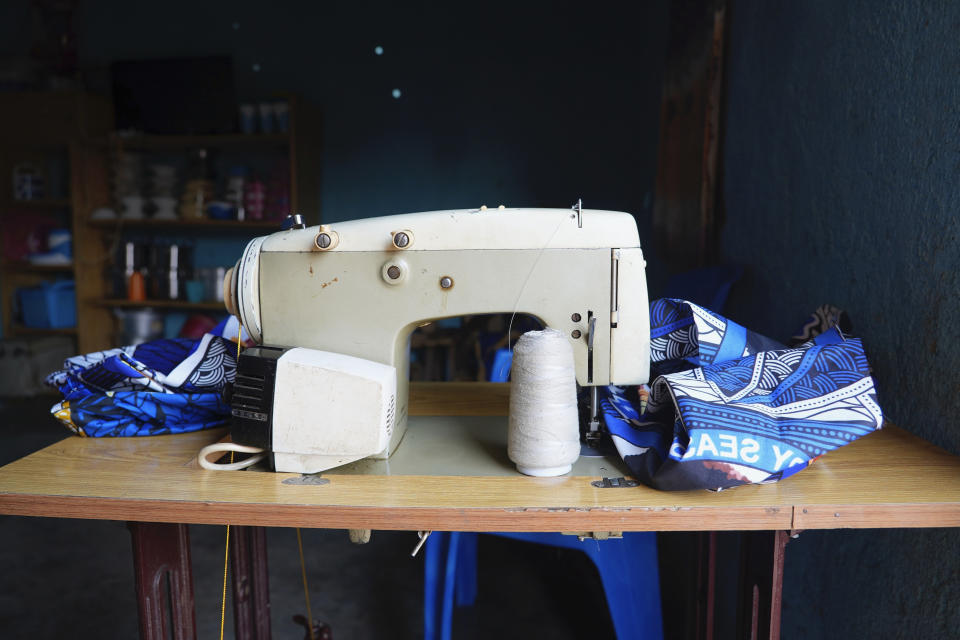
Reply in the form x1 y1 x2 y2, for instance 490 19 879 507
427 531 665 640
441 532 461 640
424 532 447 640
424 532 462 640
586 533 664 640
455 532 479 607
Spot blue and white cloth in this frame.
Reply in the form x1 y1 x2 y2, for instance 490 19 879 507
46 318 244 437
603 299 883 491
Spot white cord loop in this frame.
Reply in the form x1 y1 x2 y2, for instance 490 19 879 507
198 442 267 470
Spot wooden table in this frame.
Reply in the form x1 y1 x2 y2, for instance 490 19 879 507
1 382 959 639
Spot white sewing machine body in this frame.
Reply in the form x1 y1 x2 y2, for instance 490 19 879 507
226 207 650 472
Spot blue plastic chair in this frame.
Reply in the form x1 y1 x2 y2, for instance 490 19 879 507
488 348 513 382
423 346 663 640
424 530 662 640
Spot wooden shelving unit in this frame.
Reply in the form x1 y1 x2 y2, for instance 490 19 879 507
77 96 322 352
87 218 282 231
4 197 72 208
108 132 292 150
2 262 75 274
9 324 78 336
0 92 114 353
96 299 227 312
1 93 321 353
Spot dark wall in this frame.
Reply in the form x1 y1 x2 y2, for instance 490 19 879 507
68 1 669 224
721 2 959 638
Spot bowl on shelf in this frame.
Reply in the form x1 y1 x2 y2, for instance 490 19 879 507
121 195 146 220
114 308 163 345
151 196 178 220
206 201 234 220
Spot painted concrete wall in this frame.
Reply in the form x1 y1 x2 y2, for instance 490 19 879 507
721 2 959 637
64 1 668 227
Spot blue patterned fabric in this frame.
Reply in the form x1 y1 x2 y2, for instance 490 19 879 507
649 298 784 374
46 330 238 437
605 300 883 491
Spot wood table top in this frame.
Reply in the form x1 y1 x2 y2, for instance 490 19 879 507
1 382 958 532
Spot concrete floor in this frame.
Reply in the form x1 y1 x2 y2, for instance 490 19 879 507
0 396 615 639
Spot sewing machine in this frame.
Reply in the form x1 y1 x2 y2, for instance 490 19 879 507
223 207 650 472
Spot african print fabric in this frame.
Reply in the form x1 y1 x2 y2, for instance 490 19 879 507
603 299 883 491
46 327 239 437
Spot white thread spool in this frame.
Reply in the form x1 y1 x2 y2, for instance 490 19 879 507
508 329 580 476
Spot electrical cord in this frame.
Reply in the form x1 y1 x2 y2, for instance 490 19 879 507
197 442 267 470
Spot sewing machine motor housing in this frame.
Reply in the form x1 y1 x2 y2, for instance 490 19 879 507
230 345 397 473
225 207 650 472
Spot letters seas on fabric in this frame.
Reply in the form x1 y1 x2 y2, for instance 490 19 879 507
603 299 884 491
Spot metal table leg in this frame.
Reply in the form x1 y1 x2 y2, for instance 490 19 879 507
737 530 790 640
231 526 272 640
128 522 197 640
695 531 718 640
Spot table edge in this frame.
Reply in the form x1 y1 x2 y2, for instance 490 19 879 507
3 493 959 531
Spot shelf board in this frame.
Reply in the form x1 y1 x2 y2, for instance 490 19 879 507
108 132 290 150
87 218 282 231
2 262 74 274
5 198 71 208
96 299 227 311
10 324 77 336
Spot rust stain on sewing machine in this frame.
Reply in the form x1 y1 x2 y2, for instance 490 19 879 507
305 264 339 288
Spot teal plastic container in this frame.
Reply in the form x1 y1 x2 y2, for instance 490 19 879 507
18 280 77 328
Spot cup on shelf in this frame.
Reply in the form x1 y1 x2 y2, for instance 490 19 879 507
149 164 176 179
207 201 234 220
240 103 256 134
185 279 205 303
198 267 227 302
121 195 146 220
274 101 289 132
152 196 178 220
258 103 275 133
115 308 163 345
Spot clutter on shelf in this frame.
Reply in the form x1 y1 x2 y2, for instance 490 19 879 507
110 238 230 305
108 144 291 222
238 99 290 134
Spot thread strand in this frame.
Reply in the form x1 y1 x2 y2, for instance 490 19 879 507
219 328 243 640
297 528 315 640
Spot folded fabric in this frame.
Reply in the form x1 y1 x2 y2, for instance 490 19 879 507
605 299 883 491
648 298 784 374
47 328 239 437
